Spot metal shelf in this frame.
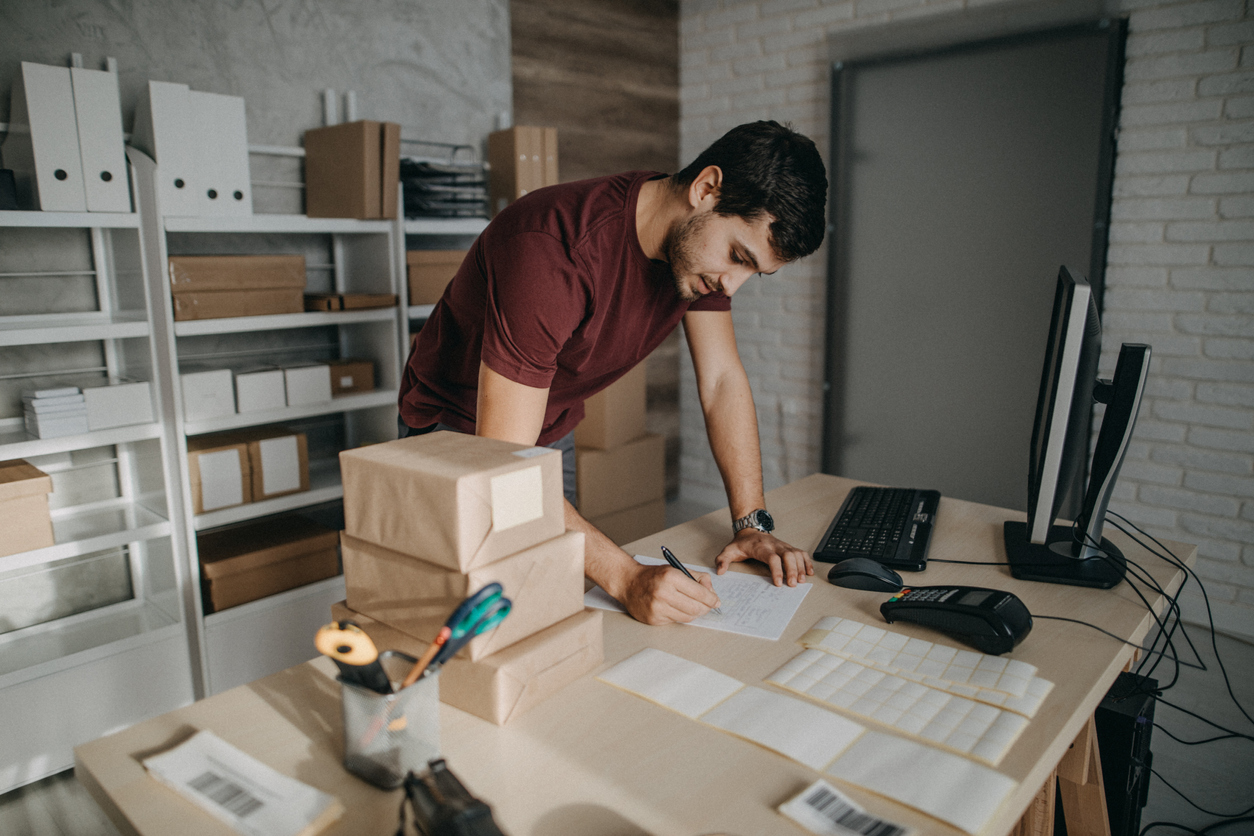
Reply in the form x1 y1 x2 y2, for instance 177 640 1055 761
403 217 488 236
164 214 392 234
0 311 150 347
0 210 139 229
0 501 171 576
194 459 343 531
172 307 397 337
183 389 398 436
0 421 163 461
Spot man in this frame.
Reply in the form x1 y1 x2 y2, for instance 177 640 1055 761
400 120 828 626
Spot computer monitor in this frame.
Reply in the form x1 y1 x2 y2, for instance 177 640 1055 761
1004 266 1151 588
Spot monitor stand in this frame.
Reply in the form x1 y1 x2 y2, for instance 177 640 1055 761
1003 521 1126 588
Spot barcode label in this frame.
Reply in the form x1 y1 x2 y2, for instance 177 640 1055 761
780 780 910 836
189 770 265 819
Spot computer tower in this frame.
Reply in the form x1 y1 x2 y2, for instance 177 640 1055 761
1096 671 1159 836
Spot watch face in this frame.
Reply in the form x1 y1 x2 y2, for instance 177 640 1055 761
755 510 775 531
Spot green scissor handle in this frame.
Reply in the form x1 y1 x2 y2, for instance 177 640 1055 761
436 596 512 665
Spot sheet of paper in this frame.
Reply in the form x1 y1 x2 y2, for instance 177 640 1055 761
701 685 866 771
142 729 343 836
597 647 744 718
825 730 1017 835
584 555 811 640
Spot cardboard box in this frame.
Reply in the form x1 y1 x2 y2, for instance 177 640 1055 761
304 120 400 220
186 437 251 515
81 379 154 431
181 369 236 422
0 459 55 557
282 363 332 406
172 288 305 321
246 429 310 501
576 433 665 519
168 255 306 293
199 516 340 613
589 497 667 547
487 126 558 216
328 359 374 396
406 250 466 305
331 602 603 726
339 432 564 572
574 363 647 450
342 530 585 661
303 293 398 311
234 367 287 413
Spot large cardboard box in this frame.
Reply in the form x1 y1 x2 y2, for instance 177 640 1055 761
341 530 585 660
172 288 304 321
331 601 603 726
199 516 340 612
574 363 647 450
186 437 251 515
487 126 558 217
339 432 565 572
406 250 466 305
589 497 667 547
0 459 55 557
181 368 236 422
81 379 154 431
576 433 665 519
167 255 306 293
304 120 400 220
328 359 374 396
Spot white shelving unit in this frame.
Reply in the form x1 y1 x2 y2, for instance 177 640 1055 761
0 179 196 793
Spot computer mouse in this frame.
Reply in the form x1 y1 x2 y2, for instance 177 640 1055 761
827 558 905 592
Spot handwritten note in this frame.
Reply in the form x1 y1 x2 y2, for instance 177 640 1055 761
584 555 811 640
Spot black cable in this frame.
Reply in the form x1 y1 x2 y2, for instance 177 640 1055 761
1031 615 1205 669
1141 817 1254 836
1151 694 1254 741
1153 723 1243 746
1148 767 1254 818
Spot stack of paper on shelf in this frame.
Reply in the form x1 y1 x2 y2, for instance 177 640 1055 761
574 363 666 545
0 459 55 557
399 159 487 219
336 431 602 724
167 255 306 321
23 386 88 438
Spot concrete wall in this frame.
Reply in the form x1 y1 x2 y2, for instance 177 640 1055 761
678 0 1254 640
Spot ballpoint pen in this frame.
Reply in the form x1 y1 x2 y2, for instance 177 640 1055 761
660 545 722 615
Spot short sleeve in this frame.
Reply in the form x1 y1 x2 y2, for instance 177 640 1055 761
687 291 731 312
480 230 590 388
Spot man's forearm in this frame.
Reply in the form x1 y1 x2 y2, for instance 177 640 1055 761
564 498 635 599
701 371 766 520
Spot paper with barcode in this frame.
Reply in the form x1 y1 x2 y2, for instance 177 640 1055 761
142 729 343 836
780 779 912 836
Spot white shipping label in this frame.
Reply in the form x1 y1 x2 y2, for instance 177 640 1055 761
339 375 353 388
198 449 244 511
490 465 544 531
259 436 300 496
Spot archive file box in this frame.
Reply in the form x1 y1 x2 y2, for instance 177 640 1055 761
341 530 585 661
1 61 130 212
0 459 55 557
131 80 252 217
487 126 558 217
304 120 400 219
339 432 564 572
198 515 340 612
332 602 604 726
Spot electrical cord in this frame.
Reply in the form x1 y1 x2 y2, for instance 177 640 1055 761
1140 817 1254 836
1153 723 1242 746
1147 767 1254 819
1030 615 1205 669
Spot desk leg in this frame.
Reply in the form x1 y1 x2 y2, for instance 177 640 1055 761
1057 715 1112 836
1010 767 1056 836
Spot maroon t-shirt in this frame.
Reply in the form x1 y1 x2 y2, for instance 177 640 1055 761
400 171 730 445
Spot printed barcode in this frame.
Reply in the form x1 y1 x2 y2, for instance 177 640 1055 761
189 770 264 818
804 786 906 836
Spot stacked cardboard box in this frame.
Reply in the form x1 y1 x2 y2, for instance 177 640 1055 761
486 126 558 217
198 514 340 613
168 255 306 321
575 364 666 545
187 427 310 515
406 250 467 305
0 459 55 557
336 431 602 725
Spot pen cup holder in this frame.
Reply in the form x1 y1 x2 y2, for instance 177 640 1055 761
339 651 439 789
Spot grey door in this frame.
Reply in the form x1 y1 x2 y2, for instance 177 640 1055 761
823 22 1124 512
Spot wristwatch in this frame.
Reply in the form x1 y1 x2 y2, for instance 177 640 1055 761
732 509 775 535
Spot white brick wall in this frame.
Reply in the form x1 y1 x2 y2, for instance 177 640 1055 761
678 0 1254 641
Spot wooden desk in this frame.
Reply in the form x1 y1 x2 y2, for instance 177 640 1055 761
75 474 1192 836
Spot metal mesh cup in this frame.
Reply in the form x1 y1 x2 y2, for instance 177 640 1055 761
339 651 440 789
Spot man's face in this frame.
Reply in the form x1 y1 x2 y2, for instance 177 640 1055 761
661 208 785 302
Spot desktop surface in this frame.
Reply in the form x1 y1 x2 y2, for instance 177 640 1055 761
75 474 1193 836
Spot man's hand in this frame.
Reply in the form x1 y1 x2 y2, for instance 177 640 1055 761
715 529 814 587
620 563 721 626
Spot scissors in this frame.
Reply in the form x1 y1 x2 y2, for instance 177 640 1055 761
401 582 512 687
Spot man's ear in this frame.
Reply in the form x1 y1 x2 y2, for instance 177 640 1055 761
687 165 723 210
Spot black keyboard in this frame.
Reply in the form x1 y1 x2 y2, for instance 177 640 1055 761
814 486 941 572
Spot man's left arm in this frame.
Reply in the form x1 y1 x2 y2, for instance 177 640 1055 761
682 309 814 586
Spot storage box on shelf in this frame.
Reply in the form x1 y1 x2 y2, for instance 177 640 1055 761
129 146 400 694
0 202 195 793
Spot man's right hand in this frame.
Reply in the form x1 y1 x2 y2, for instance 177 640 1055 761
620 563 721 625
